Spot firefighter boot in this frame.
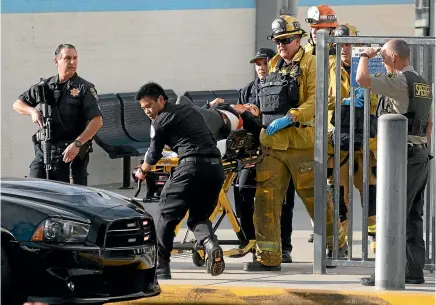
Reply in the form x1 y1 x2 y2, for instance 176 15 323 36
203 236 225 276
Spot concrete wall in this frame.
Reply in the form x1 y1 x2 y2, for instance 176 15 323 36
0 1 257 186
256 1 416 51
1 0 416 186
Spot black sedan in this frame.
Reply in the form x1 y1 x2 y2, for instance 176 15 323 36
1 177 161 305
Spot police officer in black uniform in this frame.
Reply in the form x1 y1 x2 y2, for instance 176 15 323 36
233 47 296 263
356 39 433 286
13 44 103 186
133 82 226 279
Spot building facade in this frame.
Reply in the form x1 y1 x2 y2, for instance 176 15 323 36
1 0 416 185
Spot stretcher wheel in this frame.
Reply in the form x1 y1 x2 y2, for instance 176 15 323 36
192 251 205 267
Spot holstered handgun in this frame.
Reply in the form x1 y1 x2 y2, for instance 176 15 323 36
77 141 92 159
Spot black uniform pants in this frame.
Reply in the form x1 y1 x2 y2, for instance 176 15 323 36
156 157 225 264
29 142 89 186
234 167 295 252
406 146 430 279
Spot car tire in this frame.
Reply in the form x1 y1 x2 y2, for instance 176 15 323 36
1 244 25 305
1 245 13 304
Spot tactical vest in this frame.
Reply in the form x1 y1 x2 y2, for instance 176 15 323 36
257 58 301 126
402 71 432 137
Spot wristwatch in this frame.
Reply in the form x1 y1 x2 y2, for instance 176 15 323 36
138 167 147 175
74 139 83 148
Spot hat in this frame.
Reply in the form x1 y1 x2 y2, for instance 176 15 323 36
268 15 307 40
305 5 338 29
333 23 359 37
249 48 276 63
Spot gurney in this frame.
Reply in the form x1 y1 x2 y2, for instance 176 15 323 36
133 98 262 265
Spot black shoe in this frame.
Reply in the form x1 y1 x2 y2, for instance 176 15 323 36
360 274 375 286
360 274 425 286
406 277 425 284
327 243 348 259
281 250 293 263
243 261 281 271
203 237 225 276
156 264 171 280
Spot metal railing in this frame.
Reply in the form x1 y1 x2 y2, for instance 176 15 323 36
313 30 436 278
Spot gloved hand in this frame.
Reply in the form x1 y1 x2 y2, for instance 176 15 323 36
266 115 293 136
343 87 365 108
132 166 147 183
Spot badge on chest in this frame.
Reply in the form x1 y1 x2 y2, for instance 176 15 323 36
70 88 80 97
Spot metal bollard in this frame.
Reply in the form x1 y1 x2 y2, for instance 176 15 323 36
375 114 408 290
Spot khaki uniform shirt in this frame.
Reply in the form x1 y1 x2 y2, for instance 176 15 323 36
369 65 433 144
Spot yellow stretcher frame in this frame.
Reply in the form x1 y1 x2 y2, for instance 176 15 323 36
145 153 260 267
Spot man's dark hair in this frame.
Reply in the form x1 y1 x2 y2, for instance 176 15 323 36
390 39 410 59
135 82 168 101
55 44 76 57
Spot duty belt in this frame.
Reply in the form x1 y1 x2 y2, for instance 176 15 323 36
179 157 220 164
408 143 427 149
43 141 72 149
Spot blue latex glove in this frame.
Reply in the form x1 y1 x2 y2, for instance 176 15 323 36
266 115 293 136
343 87 365 108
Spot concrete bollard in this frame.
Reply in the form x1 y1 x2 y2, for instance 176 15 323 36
375 114 408 290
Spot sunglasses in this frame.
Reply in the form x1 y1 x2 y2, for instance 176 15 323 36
272 36 298 45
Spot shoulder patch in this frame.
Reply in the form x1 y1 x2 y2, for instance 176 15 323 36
89 87 99 101
414 83 432 99
374 73 382 77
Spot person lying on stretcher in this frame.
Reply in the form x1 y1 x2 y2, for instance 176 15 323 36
132 96 263 199
174 95 263 153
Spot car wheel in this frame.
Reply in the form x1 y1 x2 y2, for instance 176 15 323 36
1 244 26 305
1 246 11 298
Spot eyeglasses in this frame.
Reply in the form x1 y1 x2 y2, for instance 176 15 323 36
273 36 298 45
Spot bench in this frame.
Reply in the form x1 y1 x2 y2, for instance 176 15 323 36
183 90 216 108
94 89 239 188
116 92 151 143
94 93 150 188
184 90 240 107
116 89 177 141
212 89 240 105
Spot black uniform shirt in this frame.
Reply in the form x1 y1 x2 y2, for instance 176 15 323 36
145 102 221 165
238 79 260 106
19 73 102 142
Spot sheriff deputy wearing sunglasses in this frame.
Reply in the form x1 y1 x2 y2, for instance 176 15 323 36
243 15 345 271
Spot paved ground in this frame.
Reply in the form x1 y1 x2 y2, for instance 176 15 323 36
97 182 435 305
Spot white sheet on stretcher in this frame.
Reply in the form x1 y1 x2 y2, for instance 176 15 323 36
161 139 228 159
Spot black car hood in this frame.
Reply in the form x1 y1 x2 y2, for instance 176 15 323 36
1 177 145 222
